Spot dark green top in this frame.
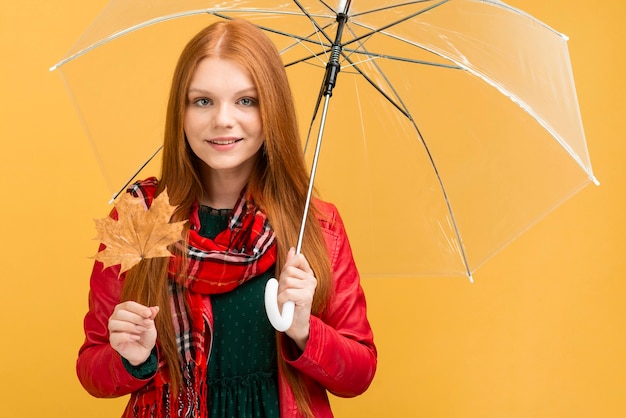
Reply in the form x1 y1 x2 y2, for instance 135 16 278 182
123 206 280 417
200 206 280 418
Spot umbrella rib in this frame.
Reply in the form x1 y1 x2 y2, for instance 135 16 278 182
338 25 415 118
292 0 335 44
214 11 339 71
110 145 163 204
282 46 460 70
351 68 474 279
341 71 474 280
279 22 335 65
51 8 335 70
341 0 452 49
342 48 460 69
348 19 596 186
282 9 442 139
284 51 329 68
344 22 442 62
416 127 474 281
312 0 341 16
349 0 442 18
340 27 474 280
212 12 334 49
340 55 411 119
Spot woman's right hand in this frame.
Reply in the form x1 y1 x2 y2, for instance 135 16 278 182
108 301 160 366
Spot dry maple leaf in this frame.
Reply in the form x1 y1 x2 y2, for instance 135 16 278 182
93 189 186 274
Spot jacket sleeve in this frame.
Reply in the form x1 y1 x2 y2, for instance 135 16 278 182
280 202 377 397
76 258 153 398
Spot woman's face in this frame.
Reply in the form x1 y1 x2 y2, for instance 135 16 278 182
184 57 264 182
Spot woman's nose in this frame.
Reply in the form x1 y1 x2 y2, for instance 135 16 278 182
213 103 235 128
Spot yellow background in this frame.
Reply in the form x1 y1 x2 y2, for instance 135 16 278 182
1 1 624 417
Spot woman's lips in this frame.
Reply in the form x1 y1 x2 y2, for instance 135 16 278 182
208 137 243 145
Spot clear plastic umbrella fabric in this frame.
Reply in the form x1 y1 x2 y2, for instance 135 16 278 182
52 0 598 280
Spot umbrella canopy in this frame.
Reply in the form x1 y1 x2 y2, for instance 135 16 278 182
51 0 598 280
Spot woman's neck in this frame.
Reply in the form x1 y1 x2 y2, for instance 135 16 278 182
199 167 249 209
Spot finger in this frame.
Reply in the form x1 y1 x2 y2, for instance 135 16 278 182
111 308 155 327
277 272 317 303
281 258 317 283
281 264 310 281
148 305 160 320
285 253 313 274
109 317 151 334
110 330 142 345
278 277 316 296
116 301 154 319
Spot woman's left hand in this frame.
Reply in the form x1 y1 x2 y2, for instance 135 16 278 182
277 247 317 350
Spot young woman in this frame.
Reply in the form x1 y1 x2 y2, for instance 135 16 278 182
77 19 376 418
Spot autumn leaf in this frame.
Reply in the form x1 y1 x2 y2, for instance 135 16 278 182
93 189 186 274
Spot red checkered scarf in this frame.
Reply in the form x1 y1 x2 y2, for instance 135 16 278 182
127 178 277 417
128 178 277 294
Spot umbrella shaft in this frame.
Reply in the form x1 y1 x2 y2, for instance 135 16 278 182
296 95 332 254
298 10 350 252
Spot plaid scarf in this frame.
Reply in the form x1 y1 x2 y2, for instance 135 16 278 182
169 198 277 294
128 178 277 294
127 178 277 417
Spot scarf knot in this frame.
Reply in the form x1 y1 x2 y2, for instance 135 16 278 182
173 190 277 294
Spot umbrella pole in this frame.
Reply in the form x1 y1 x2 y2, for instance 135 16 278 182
265 92 333 332
296 9 349 252
265 8 350 331
296 95 332 254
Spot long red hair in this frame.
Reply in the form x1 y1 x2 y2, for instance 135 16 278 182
122 19 331 417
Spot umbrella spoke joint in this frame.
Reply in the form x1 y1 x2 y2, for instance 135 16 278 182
323 43 342 96
322 11 349 97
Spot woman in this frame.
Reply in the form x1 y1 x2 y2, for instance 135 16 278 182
77 19 376 418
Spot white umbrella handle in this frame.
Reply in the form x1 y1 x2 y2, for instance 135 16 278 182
264 278 295 332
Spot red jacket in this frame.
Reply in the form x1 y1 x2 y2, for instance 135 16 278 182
77 199 377 417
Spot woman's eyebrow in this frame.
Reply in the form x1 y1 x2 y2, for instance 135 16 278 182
187 86 258 96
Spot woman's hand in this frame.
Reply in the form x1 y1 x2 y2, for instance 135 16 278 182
108 301 160 366
278 248 317 350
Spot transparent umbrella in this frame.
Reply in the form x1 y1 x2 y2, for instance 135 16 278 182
51 0 598 318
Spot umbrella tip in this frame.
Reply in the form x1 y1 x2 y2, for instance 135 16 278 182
337 0 348 13
468 274 474 284
592 176 600 186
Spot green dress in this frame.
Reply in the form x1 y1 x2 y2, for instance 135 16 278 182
198 206 280 418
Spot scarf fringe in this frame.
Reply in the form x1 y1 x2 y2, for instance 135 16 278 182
134 364 206 418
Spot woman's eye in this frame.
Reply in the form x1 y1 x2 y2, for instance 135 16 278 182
238 97 257 106
194 98 211 106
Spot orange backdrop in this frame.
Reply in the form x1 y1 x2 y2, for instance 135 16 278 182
1 1 624 417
